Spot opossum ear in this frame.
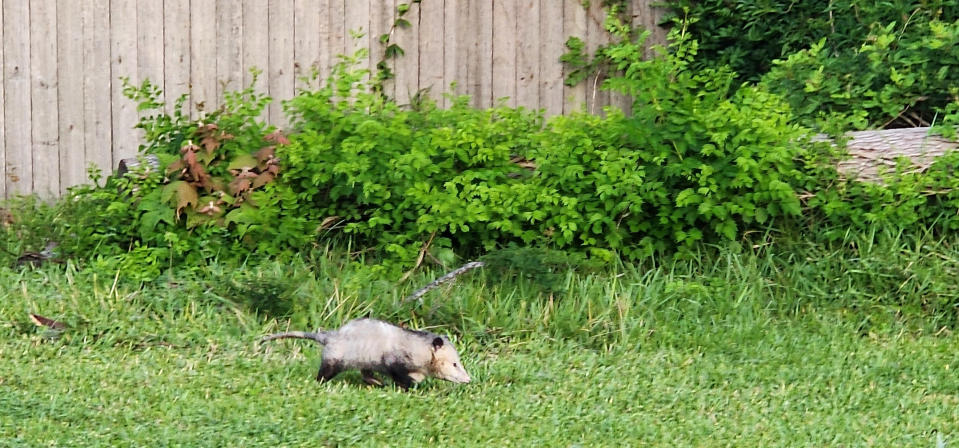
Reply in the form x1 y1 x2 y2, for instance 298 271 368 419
431 337 444 349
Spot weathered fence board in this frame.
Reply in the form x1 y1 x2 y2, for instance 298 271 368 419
58 1 85 194
32 0 58 197
0 0 667 198
165 0 192 115
110 0 138 163
4 0 30 196
83 0 113 179
268 0 295 126
0 1 4 199
562 1 587 114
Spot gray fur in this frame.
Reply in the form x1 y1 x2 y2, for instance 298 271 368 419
261 318 471 389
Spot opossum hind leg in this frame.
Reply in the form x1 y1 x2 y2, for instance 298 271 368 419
360 369 383 387
316 359 343 383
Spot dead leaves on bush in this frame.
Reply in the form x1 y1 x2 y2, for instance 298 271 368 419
164 124 286 226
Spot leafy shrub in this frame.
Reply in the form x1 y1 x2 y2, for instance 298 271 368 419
44 75 310 280
280 54 545 264
551 21 805 256
762 19 959 131
662 0 959 83
801 149 959 237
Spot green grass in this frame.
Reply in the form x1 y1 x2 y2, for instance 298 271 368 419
2 232 958 446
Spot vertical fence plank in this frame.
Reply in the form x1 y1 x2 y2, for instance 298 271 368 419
609 1 633 115
491 1 516 107
190 0 216 117
453 0 473 103
515 0 540 111
316 0 331 82
441 0 459 107
634 0 667 56
216 0 243 101
111 0 139 162
585 0 610 114
32 0 59 197
0 0 5 198
418 0 444 101
3 0 32 195
294 0 321 91
539 0 564 117
562 0 586 114
345 0 370 66
369 0 392 98
164 0 192 115
84 0 113 178
268 0 294 127
472 0 493 108
328 0 345 65
0 0 671 196
59 0 86 193
242 0 269 102
138 0 165 94
392 0 419 106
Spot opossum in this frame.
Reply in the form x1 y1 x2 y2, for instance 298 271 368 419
261 318 471 389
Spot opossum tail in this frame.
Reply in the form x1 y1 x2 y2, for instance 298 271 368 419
260 331 330 345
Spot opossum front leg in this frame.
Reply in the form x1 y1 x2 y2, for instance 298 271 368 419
360 369 383 387
316 359 343 383
386 366 416 390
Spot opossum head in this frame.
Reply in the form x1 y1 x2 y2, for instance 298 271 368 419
428 336 471 383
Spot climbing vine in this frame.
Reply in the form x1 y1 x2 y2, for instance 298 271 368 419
373 0 422 97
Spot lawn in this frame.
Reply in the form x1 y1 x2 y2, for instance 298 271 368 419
1 236 958 446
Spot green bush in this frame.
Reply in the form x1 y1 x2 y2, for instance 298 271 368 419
281 54 545 264
663 0 959 83
800 150 959 237
38 75 309 280
551 23 805 256
659 1 959 131
762 19 959 131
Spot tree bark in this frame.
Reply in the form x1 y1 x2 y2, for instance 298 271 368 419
820 127 958 182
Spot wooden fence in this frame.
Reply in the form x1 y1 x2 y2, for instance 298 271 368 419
0 0 666 198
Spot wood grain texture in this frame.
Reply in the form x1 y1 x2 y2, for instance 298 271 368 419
584 0 609 115
111 0 139 162
268 0 294 128
294 0 321 91
539 0 564 117
83 0 113 178
472 0 493 108
515 0 540 111
491 0 516 107
369 0 393 98
1 0 672 197
442 0 459 107
392 0 419 106
138 0 165 93
418 0 444 100
165 0 192 115
31 0 59 196
216 0 243 100
58 0 85 193
4 0 32 195
190 0 216 118
0 0 5 198
562 0 586 114
345 0 370 60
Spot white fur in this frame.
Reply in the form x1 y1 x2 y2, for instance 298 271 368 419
323 318 470 384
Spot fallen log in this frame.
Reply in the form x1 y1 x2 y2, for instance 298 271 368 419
819 127 958 182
